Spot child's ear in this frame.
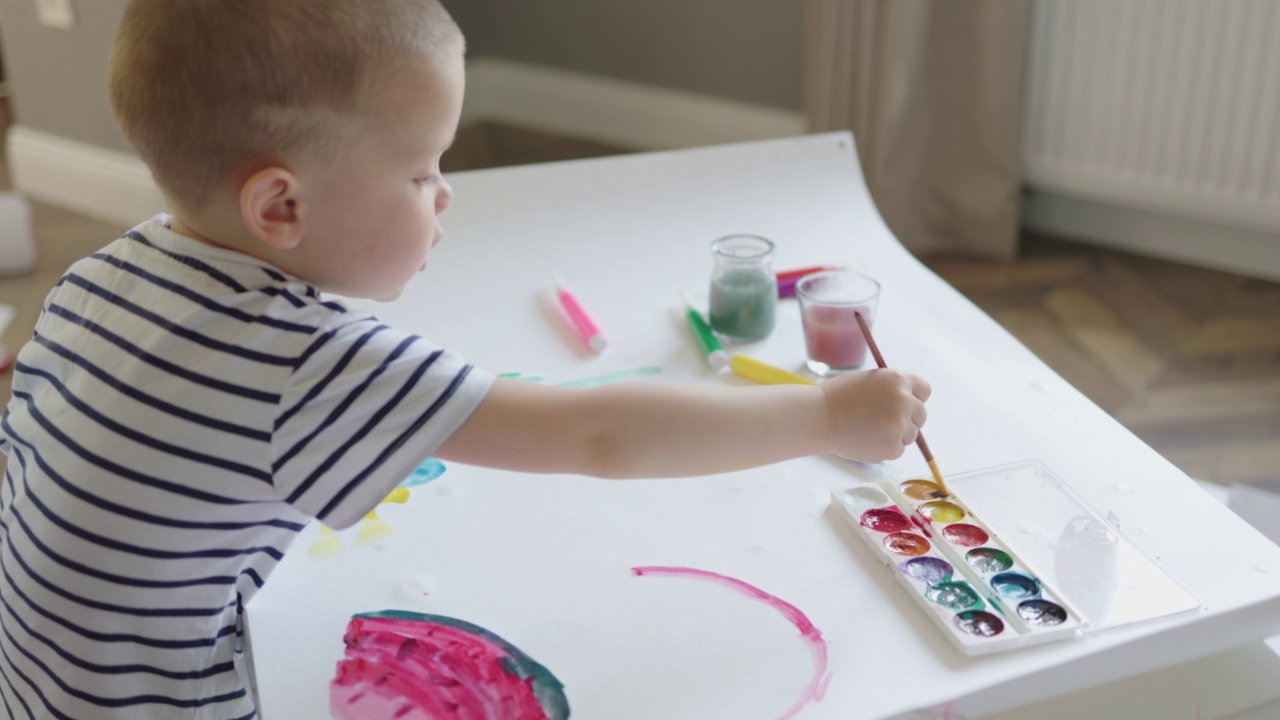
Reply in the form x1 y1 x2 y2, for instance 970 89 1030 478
240 167 303 250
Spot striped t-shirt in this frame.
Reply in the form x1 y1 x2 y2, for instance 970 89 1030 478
0 215 493 718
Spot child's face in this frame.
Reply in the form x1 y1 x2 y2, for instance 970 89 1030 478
298 54 464 301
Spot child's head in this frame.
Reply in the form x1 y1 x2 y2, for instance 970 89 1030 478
108 0 466 300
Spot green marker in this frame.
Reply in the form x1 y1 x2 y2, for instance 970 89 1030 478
683 299 730 371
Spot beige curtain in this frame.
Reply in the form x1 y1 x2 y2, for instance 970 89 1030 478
805 0 1030 259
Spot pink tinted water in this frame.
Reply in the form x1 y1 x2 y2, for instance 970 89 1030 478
802 304 871 369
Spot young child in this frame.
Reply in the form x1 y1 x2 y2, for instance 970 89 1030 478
0 1 930 717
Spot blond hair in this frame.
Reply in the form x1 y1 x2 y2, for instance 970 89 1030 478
108 0 463 210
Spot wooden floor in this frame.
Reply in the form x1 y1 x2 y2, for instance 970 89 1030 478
928 238 1280 490
2 120 1277 488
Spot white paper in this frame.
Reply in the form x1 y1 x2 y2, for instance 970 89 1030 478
247 134 1280 720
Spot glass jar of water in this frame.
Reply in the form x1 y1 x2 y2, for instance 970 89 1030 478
708 234 777 341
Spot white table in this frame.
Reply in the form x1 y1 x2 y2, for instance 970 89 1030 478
246 134 1280 719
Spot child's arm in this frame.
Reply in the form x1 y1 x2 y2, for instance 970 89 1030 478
436 369 929 478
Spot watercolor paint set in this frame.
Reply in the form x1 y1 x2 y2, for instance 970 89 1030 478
832 460 1200 656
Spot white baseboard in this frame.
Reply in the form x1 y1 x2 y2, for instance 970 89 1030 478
1024 161 1280 236
1023 190 1280 283
462 57 807 150
6 59 806 228
6 125 166 228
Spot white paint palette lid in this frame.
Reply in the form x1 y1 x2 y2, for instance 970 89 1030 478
831 459 1202 655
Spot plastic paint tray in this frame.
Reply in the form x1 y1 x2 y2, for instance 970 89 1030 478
831 459 1201 655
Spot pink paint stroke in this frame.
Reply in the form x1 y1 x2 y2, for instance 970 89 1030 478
631 565 830 720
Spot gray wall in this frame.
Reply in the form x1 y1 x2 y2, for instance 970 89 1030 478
0 0 131 152
446 0 804 111
0 1 802 155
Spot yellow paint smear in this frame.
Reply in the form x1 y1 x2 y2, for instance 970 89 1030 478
355 510 397 547
306 524 345 560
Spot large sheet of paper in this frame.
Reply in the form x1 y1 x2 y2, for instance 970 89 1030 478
247 134 1280 719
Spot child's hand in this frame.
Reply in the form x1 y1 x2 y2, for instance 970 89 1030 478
819 369 930 463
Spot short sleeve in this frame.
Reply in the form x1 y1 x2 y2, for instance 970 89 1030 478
271 315 493 529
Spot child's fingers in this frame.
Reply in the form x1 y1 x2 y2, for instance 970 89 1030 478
910 399 928 430
908 373 931 401
901 422 920 446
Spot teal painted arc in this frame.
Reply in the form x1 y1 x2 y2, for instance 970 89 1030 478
497 367 664 389
555 366 663 389
498 372 545 383
354 610 571 720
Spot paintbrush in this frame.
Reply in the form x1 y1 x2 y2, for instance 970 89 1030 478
853 311 951 498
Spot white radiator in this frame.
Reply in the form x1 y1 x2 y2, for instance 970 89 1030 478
1023 0 1280 235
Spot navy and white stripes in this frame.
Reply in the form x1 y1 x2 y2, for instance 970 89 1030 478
0 216 492 719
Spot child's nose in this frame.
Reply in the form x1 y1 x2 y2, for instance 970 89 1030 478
436 179 454 214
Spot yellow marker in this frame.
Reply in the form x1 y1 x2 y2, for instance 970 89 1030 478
729 353 817 386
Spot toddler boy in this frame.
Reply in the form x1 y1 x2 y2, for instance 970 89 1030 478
0 1 929 717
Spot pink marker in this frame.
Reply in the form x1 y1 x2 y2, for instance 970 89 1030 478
554 276 607 353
